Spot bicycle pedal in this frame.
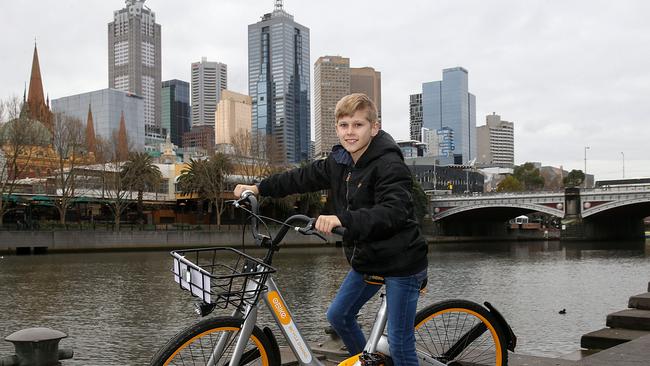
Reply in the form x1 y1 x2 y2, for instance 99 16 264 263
359 351 393 366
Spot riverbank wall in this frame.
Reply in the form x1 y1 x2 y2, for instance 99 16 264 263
0 230 335 254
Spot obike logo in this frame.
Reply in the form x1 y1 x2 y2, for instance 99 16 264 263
268 291 291 325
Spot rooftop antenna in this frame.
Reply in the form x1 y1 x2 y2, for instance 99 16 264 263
274 0 283 11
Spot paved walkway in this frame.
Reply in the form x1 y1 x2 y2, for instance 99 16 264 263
279 334 650 365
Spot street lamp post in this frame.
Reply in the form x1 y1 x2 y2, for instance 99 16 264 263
584 146 590 175
621 152 625 178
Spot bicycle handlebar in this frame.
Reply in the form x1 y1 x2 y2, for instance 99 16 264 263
235 191 345 248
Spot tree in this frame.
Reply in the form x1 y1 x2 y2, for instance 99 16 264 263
513 162 545 191
0 97 51 225
496 175 524 192
563 169 585 188
412 177 428 224
177 153 233 228
121 152 162 225
97 132 131 230
51 113 87 224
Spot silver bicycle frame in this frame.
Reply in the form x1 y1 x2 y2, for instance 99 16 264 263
226 272 445 366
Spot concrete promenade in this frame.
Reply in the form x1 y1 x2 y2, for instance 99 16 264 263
278 334 650 365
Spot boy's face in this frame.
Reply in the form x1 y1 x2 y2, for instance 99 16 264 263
336 108 379 162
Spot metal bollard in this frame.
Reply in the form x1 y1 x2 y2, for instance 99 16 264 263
0 328 73 366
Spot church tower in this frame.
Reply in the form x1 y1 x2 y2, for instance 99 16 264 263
26 43 53 132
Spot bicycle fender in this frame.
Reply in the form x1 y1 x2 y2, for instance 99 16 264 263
263 326 281 361
484 301 517 352
337 353 361 366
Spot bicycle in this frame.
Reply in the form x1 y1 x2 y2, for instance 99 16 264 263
151 191 517 366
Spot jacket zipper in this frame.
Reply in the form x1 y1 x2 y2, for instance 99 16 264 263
345 170 357 263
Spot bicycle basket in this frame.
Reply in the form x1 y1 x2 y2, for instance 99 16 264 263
171 247 275 309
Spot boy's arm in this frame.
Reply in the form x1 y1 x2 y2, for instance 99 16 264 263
258 158 331 197
336 162 414 241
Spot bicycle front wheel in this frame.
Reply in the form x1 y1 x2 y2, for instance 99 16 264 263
150 316 281 366
414 299 508 366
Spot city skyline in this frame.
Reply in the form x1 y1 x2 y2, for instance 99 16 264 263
1 0 649 179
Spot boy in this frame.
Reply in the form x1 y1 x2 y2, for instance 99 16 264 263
234 93 428 365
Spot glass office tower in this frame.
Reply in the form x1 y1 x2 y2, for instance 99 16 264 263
422 67 476 165
248 1 310 164
162 80 190 147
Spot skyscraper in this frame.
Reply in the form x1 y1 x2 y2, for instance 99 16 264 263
191 58 227 126
409 93 423 141
108 0 161 145
477 113 514 167
350 67 381 124
314 56 350 157
421 67 476 165
162 80 190 147
248 0 310 164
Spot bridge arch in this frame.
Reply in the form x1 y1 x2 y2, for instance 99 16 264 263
434 202 564 221
582 197 650 218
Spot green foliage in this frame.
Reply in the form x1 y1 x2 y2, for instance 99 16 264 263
177 154 233 227
513 162 545 191
412 177 428 224
563 169 585 188
496 175 524 192
121 152 163 224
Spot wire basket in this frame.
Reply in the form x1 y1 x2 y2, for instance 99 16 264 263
171 247 275 309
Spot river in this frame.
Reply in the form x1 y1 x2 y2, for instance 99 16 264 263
1 240 649 365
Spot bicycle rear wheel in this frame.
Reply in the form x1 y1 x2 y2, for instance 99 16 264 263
414 299 508 366
150 316 281 366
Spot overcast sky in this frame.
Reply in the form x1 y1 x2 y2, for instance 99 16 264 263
1 0 649 180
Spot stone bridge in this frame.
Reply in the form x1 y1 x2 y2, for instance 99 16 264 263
430 185 650 240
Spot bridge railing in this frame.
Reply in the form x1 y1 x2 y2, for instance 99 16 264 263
429 190 565 200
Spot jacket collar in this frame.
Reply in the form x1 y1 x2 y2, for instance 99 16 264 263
331 145 353 166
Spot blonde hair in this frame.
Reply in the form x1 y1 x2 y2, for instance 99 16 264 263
335 93 378 123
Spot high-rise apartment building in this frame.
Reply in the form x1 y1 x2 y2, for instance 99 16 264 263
162 79 190 147
477 113 514 167
215 90 252 147
191 58 227 126
350 67 381 125
108 0 161 145
409 93 423 141
421 67 476 165
314 56 350 157
248 0 310 164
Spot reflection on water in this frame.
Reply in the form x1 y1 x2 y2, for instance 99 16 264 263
0 241 649 365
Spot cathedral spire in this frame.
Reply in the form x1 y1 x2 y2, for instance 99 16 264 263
117 111 129 161
86 104 97 154
28 44 46 109
26 43 53 130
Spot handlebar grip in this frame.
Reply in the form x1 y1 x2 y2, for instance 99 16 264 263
332 226 347 237
240 190 256 200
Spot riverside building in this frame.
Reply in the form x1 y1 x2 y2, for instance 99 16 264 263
477 113 514 168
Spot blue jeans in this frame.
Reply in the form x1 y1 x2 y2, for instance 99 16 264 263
326 268 427 366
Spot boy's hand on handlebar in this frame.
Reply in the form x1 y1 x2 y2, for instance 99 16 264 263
315 215 342 235
234 184 258 198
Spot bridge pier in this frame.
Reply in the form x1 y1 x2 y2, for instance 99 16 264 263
562 187 646 241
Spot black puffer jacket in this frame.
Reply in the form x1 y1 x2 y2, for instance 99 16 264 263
258 130 428 277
